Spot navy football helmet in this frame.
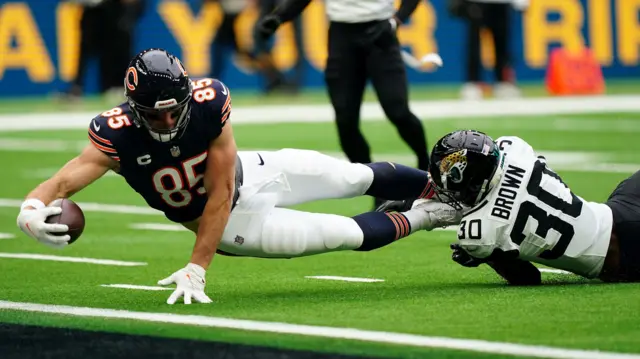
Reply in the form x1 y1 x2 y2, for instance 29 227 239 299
428 130 504 208
124 48 193 142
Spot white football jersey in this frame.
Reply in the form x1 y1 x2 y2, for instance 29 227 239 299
457 136 613 278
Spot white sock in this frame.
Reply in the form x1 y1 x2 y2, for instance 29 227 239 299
402 208 432 233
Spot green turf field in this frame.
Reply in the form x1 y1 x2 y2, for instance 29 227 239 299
0 97 639 358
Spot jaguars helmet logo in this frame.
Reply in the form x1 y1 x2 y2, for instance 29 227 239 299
439 149 468 186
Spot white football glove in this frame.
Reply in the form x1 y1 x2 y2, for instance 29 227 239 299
157 263 213 305
413 199 466 230
17 202 70 249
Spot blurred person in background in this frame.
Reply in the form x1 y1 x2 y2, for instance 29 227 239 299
64 0 145 101
255 0 430 209
64 0 105 100
209 0 258 82
106 0 146 99
448 0 528 100
252 0 303 94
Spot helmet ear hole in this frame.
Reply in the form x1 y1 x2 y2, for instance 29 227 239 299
449 167 462 183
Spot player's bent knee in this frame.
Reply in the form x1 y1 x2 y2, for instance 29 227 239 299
320 216 364 252
340 163 374 195
386 107 412 122
260 209 363 257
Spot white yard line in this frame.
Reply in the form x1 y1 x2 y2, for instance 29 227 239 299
0 199 161 216
0 253 147 266
538 268 572 275
305 276 385 283
0 300 637 359
0 233 15 239
100 284 172 291
466 116 640 133
0 95 639 132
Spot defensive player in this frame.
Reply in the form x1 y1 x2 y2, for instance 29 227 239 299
16 48 464 305
380 130 639 285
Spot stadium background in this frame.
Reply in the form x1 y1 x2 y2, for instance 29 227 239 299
2 0 640 96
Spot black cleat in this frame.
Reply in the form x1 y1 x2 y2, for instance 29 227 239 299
374 199 415 213
373 197 386 211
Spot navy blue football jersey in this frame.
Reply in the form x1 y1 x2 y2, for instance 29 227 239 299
87 78 234 223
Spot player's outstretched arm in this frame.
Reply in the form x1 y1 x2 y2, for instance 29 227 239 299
395 0 421 24
157 123 237 305
273 0 312 22
17 144 117 248
452 245 541 285
25 144 116 205
256 0 312 39
191 122 237 268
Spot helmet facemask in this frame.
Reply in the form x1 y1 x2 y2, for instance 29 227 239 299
430 152 467 209
129 95 192 143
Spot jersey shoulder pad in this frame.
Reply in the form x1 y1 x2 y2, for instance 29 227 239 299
87 103 135 162
495 136 536 160
191 77 232 127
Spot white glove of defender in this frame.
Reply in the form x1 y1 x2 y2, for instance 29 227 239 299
413 199 467 230
17 205 70 248
157 263 213 305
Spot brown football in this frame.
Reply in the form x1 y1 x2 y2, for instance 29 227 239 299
45 198 85 244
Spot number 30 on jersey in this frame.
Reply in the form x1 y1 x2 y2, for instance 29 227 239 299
458 219 482 240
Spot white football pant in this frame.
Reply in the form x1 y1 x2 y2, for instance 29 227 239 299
217 149 374 258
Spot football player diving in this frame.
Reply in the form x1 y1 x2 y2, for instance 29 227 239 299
380 130 640 285
16 48 464 305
